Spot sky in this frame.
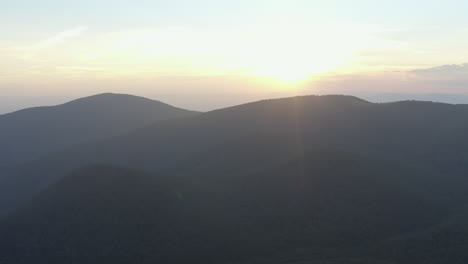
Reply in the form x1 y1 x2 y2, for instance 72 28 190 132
2 0 468 112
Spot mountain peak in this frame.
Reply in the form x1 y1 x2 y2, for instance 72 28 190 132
64 93 167 107
315 94 370 103
0 93 199 166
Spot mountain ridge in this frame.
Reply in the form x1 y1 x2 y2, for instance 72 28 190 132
3 94 468 219
2 94 468 263
0 93 199 166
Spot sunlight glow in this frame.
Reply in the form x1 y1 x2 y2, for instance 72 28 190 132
250 58 344 83
1 23 385 88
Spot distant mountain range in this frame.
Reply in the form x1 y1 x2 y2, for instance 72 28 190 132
0 93 198 166
1 94 468 263
350 92 468 105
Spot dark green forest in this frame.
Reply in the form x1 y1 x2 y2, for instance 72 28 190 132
2 94 468 263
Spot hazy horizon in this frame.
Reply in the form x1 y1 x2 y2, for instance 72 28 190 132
3 0 468 109
4 2 468 263
4 91 468 115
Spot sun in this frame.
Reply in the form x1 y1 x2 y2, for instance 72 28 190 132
254 65 321 83
251 59 339 83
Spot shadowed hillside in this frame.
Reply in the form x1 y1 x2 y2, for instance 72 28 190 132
0 93 199 166
0 155 451 264
4 95 468 211
2 95 468 263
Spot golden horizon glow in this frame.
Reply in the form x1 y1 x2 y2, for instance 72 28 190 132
0 23 376 85
3 20 468 100
2 0 468 101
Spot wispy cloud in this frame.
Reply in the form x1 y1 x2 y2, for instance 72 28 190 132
56 66 106 71
305 63 468 95
6 26 90 61
411 63 468 75
36 26 88 48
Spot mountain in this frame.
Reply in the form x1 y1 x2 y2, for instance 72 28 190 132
3 95 468 263
0 155 449 264
4 95 468 217
0 93 198 166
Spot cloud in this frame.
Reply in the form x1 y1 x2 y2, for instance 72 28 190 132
408 64 468 87
303 63 468 95
56 66 106 71
1 26 90 63
411 63 468 75
37 26 88 48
